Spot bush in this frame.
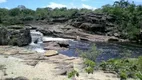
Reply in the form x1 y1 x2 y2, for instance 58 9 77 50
84 59 95 68
100 58 139 79
79 44 100 62
120 70 127 80
136 71 142 80
68 69 79 78
85 66 94 74
138 56 142 72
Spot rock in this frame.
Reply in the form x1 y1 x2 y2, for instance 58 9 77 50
18 50 35 54
44 41 60 50
5 78 14 80
56 65 74 75
3 50 19 55
25 61 39 66
51 17 68 23
38 29 54 36
14 76 29 80
108 37 119 42
71 12 116 34
5 76 29 80
57 41 69 48
44 50 58 57
44 41 69 50
0 27 31 46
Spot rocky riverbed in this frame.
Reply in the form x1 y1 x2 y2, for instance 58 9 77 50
0 46 122 80
0 12 139 80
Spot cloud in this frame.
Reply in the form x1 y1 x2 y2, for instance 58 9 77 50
47 2 67 8
82 4 96 10
44 2 97 10
0 0 6 3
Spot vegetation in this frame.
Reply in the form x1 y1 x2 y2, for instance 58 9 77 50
79 44 100 62
78 44 99 74
99 57 142 80
136 71 142 80
0 0 141 42
67 69 79 79
100 0 142 42
85 66 94 74
120 70 127 80
78 44 142 80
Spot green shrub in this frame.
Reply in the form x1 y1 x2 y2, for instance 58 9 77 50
68 69 79 78
85 66 94 74
79 44 100 62
100 58 139 79
120 70 127 80
138 56 142 72
84 59 95 68
136 71 142 80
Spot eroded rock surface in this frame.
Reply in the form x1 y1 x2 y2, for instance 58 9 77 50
0 26 31 46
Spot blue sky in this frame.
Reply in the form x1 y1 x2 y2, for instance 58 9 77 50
0 0 142 10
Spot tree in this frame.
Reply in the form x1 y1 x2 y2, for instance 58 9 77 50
9 8 20 16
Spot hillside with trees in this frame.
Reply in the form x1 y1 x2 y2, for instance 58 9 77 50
0 0 142 43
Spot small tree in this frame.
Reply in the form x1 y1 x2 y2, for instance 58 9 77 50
79 44 100 62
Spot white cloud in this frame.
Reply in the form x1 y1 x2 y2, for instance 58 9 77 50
0 0 6 3
47 2 67 8
44 2 97 10
82 4 96 10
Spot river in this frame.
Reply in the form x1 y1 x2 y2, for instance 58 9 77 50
28 30 142 62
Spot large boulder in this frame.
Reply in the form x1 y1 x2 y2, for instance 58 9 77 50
0 27 31 46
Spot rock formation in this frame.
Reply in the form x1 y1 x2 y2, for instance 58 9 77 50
71 12 116 35
0 26 31 46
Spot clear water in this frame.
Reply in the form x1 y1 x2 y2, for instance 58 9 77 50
59 41 142 61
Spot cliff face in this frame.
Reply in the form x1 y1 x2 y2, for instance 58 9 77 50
46 12 116 35
0 26 31 46
70 13 116 35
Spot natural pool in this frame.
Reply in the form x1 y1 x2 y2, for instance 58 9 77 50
59 41 142 61
28 30 142 62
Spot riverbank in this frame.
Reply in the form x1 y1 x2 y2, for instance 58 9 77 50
0 48 121 80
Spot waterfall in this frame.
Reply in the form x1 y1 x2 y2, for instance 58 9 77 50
28 30 73 53
29 30 45 53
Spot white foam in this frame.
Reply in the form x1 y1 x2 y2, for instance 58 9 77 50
43 37 73 41
35 48 45 53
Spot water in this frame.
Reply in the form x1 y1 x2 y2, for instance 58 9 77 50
27 30 73 53
27 30 45 53
27 30 142 61
59 41 142 61
43 37 73 42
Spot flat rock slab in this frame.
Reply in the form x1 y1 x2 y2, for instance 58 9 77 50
44 50 58 57
0 46 36 55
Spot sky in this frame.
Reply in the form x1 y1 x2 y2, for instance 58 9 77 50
0 0 142 10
